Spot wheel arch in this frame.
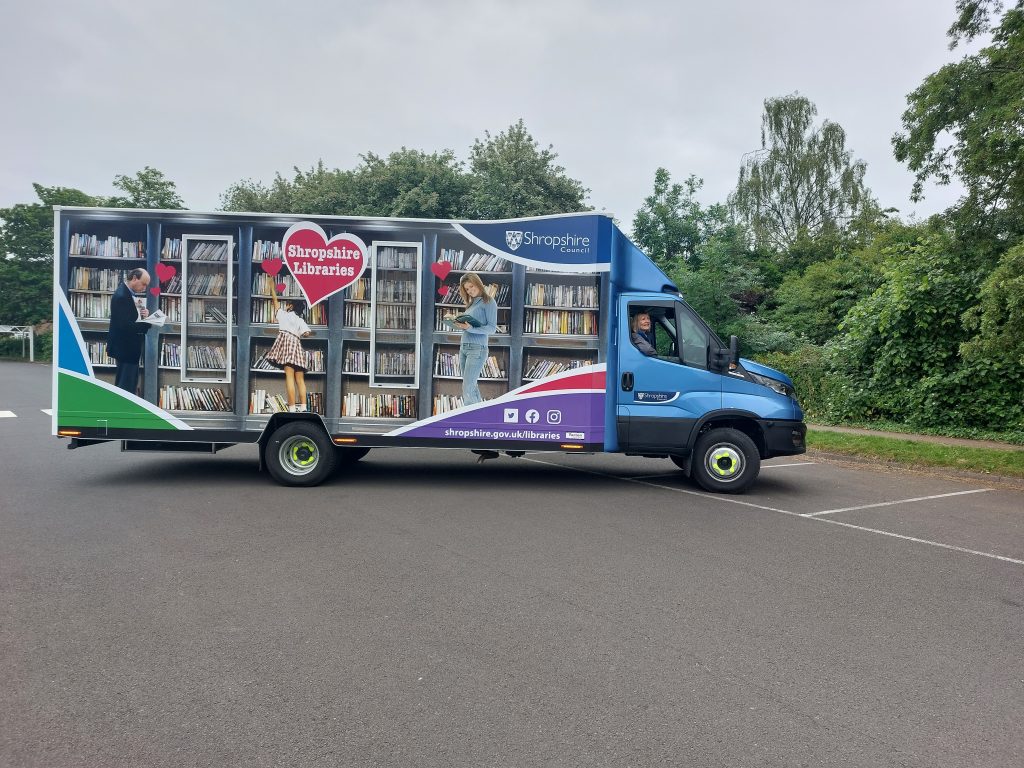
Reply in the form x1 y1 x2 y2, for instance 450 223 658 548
691 410 767 459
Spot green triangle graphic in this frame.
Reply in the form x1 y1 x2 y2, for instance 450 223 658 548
58 373 180 431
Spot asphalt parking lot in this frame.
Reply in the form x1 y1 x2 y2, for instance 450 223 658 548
2 360 1023 767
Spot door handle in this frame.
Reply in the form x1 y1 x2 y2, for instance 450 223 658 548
621 372 634 391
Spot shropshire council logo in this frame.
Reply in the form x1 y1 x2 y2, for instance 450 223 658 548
505 230 523 251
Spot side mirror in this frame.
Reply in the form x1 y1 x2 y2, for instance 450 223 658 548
712 335 740 372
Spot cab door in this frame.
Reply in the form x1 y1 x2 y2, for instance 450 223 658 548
616 297 722 452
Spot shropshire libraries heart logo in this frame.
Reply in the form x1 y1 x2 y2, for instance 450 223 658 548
281 222 368 306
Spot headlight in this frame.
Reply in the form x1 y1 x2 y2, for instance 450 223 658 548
748 371 794 398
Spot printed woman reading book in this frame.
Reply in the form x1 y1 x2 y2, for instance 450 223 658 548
448 272 497 407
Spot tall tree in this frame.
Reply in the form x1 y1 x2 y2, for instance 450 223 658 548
632 169 733 270
731 94 873 252
0 185 97 324
350 149 470 219
105 166 186 209
892 1 1024 224
465 119 589 219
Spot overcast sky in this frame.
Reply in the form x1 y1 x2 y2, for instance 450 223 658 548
2 0 969 226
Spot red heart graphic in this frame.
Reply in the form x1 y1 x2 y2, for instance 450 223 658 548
155 262 176 283
431 261 452 280
275 283 287 294
282 222 368 306
437 286 449 297
261 258 283 276
150 286 161 296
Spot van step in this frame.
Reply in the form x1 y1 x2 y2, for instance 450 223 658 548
120 440 234 454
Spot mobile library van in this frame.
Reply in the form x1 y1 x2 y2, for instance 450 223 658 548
52 208 805 492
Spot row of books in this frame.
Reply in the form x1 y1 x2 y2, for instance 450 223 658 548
342 393 417 418
251 298 328 325
186 344 228 370
436 249 510 272
252 347 326 373
187 272 228 297
525 283 599 308
376 246 417 270
189 300 229 324
86 341 115 366
68 293 110 319
187 241 231 262
523 357 594 380
434 351 505 379
375 279 417 303
159 296 181 323
252 240 283 262
342 349 368 374
159 385 231 411
432 394 464 414
161 238 231 262
375 305 416 330
252 273 303 298
249 389 325 415
376 350 416 376
524 309 598 336
343 304 370 328
70 234 144 259
69 266 125 292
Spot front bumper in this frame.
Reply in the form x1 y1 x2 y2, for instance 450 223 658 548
758 419 807 457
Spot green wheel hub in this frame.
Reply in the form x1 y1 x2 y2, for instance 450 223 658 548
280 435 320 476
705 444 743 481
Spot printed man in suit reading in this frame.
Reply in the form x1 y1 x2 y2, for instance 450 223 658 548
107 268 152 393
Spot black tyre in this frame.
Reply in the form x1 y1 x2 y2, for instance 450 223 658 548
690 428 760 494
265 421 336 487
335 446 370 466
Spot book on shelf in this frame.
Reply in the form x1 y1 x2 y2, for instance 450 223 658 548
525 283 599 308
375 350 416 376
375 247 416 270
252 240 282 262
523 357 594 380
343 348 369 374
186 242 230 262
70 234 145 259
434 351 505 379
524 309 598 335
342 393 417 418
436 248 510 272
159 385 230 412
69 266 124 292
433 394 465 414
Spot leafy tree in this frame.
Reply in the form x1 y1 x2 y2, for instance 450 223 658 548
465 119 589 218
0 185 97 324
350 149 470 218
731 94 874 253
631 169 733 271
222 162 354 215
826 223 988 424
893 2 1024 222
105 166 185 209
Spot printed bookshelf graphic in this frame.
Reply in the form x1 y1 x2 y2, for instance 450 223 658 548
55 212 608 446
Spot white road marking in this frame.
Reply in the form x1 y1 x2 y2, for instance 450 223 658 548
41 409 53 416
803 488 993 517
761 462 817 469
523 457 1023 567
523 458 794 514
811 518 1024 566
0 411 15 418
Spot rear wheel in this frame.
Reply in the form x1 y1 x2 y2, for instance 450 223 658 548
690 428 760 494
265 421 336 487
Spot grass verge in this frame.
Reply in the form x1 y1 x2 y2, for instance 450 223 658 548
807 429 1024 479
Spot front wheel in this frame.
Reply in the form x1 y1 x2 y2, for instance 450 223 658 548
691 428 760 494
265 421 336 487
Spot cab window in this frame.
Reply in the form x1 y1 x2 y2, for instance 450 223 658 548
628 302 710 370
